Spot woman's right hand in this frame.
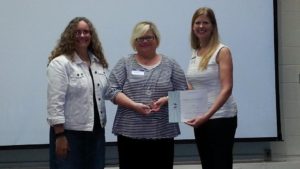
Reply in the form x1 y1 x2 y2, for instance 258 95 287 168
133 102 151 115
185 113 209 128
55 136 69 159
114 92 151 115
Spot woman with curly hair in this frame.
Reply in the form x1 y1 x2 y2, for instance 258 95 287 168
47 17 111 169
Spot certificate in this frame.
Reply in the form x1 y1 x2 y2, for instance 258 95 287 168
168 89 208 122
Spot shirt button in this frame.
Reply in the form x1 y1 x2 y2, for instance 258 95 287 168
97 83 100 86
94 71 97 74
98 98 101 101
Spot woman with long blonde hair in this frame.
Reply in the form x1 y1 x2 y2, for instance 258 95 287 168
186 7 238 169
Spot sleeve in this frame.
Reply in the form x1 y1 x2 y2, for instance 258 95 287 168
103 69 118 100
107 57 127 102
47 58 68 126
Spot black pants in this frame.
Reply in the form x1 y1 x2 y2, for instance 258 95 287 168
194 116 237 169
117 135 174 169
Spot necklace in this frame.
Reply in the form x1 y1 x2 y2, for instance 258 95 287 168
135 54 162 97
141 61 162 97
144 66 158 96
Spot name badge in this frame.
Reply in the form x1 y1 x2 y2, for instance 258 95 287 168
190 56 197 64
131 70 144 76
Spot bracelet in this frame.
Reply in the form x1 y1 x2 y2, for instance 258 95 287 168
55 132 65 139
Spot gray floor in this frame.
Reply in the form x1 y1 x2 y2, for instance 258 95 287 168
0 162 202 169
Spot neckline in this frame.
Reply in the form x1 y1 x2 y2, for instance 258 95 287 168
134 54 161 66
138 56 162 70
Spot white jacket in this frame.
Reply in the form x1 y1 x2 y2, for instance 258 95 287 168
47 52 111 131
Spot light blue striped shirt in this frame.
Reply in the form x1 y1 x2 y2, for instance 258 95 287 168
109 54 188 139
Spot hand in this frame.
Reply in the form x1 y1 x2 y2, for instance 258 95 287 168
55 136 69 159
150 97 168 112
185 114 208 127
133 102 151 115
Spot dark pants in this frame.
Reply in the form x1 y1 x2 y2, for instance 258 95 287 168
194 116 237 169
117 135 174 169
49 127 105 169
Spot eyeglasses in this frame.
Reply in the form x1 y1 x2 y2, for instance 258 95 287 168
136 36 155 43
74 30 91 36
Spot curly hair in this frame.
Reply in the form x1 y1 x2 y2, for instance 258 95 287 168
48 17 108 68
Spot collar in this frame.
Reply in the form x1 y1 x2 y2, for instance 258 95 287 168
73 51 99 64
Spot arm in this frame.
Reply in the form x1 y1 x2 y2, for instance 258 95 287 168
186 47 233 127
114 92 151 115
53 124 69 159
47 58 69 158
109 57 151 115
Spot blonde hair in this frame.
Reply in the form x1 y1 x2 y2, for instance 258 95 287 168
48 17 108 68
190 7 220 70
130 21 160 51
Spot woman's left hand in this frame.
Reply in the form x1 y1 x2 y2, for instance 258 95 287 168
150 96 168 112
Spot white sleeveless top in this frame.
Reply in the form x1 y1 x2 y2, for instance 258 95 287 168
186 43 237 119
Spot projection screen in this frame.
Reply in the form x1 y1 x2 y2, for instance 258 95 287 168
0 0 280 146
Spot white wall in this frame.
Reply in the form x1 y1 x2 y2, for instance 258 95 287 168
271 0 300 159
